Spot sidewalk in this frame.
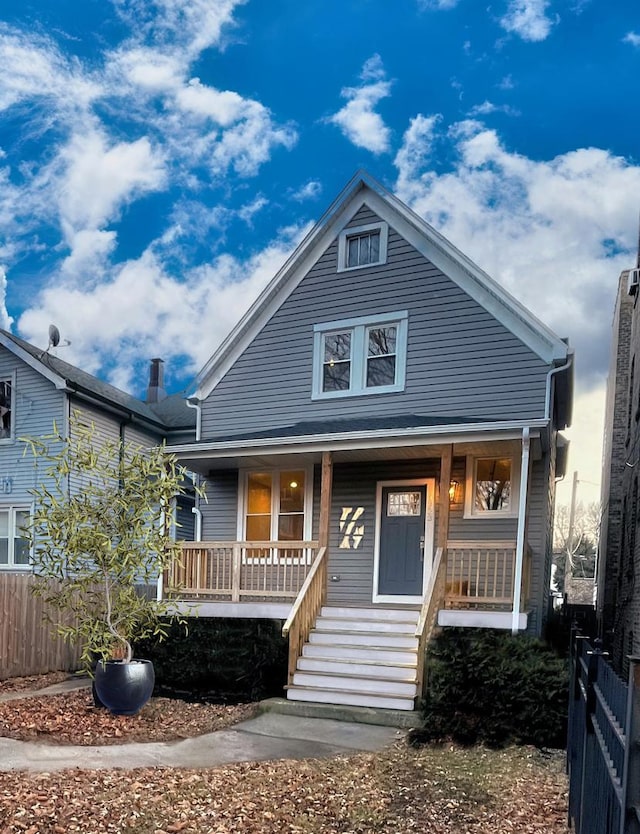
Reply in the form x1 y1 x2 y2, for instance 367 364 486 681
0 678 403 772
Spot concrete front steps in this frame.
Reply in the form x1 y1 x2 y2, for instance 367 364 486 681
286 606 420 711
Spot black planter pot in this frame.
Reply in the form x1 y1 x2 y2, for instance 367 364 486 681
94 659 155 716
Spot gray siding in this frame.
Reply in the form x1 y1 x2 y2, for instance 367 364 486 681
0 350 66 513
201 205 549 439
200 470 238 540
326 459 440 606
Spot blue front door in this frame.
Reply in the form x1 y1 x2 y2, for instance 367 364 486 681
378 485 426 596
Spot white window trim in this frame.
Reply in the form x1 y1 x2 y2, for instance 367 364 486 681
0 505 32 570
312 310 408 400
0 371 16 445
337 221 388 272
463 454 521 519
237 467 313 564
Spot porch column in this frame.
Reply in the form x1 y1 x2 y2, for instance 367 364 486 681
318 451 333 549
511 427 531 634
437 445 453 552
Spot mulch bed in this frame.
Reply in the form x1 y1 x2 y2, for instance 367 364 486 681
0 672 69 694
0 687 256 746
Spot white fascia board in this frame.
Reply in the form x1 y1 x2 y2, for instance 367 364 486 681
360 188 569 365
192 178 377 401
0 333 69 390
166 419 545 460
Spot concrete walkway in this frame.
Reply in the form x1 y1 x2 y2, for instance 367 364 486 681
0 679 403 772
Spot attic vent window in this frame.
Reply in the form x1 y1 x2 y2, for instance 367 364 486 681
337 221 388 272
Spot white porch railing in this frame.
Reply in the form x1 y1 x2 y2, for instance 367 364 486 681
445 540 528 608
167 540 320 602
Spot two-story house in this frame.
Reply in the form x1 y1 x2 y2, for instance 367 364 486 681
166 171 573 711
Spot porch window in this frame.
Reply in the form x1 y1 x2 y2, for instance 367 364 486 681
0 508 31 568
312 311 408 399
243 469 308 542
464 455 519 518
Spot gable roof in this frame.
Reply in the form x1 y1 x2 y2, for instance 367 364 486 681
0 330 195 433
192 170 570 402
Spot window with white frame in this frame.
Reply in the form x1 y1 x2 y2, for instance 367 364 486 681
0 378 13 441
243 469 310 542
337 222 388 272
313 311 408 399
464 455 519 518
0 507 31 568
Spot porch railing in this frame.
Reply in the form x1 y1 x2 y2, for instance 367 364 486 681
167 540 319 602
282 545 328 685
414 546 446 698
444 540 520 608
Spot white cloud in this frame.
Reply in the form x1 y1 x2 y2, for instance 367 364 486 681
56 129 166 238
328 54 393 154
18 223 308 392
0 267 14 330
500 0 555 42
291 181 323 202
417 0 460 8
468 100 520 117
623 32 640 47
394 115 640 391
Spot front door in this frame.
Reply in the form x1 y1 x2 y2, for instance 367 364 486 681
377 483 427 598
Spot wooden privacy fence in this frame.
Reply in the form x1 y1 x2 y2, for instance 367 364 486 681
0 573 83 680
567 631 640 834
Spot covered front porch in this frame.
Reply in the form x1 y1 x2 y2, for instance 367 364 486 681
166 421 543 708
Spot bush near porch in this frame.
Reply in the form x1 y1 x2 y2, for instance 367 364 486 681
135 618 288 702
411 628 568 749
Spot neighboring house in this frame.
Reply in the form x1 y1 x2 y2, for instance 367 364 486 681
598 262 640 674
0 331 196 571
166 171 573 712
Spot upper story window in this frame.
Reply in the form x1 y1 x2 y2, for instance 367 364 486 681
0 378 13 441
312 311 408 400
337 222 388 272
464 455 520 519
0 507 31 569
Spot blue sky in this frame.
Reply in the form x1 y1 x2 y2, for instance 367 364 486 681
0 0 639 500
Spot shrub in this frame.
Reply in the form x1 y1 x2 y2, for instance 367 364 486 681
135 618 288 703
409 628 568 749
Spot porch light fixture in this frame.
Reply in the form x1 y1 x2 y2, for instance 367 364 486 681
448 480 459 502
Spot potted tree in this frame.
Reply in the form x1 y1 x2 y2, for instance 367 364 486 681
21 415 200 715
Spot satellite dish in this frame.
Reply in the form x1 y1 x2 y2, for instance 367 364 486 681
48 324 61 348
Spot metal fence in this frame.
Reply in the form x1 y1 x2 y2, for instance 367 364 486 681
567 631 640 834
0 573 82 680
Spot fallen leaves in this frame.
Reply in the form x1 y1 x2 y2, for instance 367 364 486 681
0 690 256 745
0 672 68 695
0 744 567 834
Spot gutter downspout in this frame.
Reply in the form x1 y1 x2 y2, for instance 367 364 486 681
192 505 202 541
186 398 201 442
512 426 531 635
544 351 574 422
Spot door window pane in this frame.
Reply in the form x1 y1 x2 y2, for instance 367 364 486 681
388 492 421 517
